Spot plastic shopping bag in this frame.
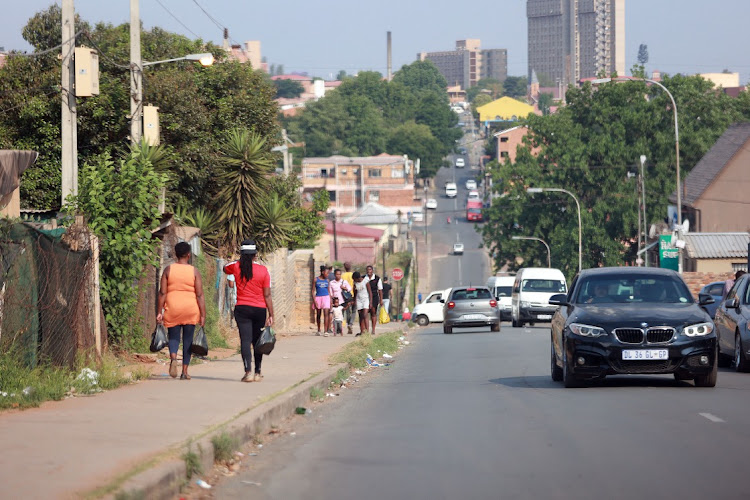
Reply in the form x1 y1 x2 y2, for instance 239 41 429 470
255 326 276 356
379 306 390 324
149 324 168 352
190 326 209 356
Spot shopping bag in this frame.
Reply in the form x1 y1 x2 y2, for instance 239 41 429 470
149 324 168 352
342 290 354 304
255 326 276 356
379 306 390 324
190 326 209 356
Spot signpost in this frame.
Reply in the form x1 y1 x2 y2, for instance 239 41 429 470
392 268 404 320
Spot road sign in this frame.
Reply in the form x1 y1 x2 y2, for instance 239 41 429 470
659 235 679 271
392 268 404 281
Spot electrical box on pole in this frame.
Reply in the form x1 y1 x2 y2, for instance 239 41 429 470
74 47 100 96
143 105 160 145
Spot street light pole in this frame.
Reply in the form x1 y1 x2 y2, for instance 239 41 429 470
527 187 582 273
512 236 551 268
130 0 142 146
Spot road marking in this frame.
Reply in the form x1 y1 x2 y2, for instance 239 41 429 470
699 412 725 423
458 254 463 283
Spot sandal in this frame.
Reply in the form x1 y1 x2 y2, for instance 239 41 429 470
180 373 191 380
253 373 263 382
241 373 254 382
169 359 178 378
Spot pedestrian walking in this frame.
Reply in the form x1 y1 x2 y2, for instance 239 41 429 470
223 239 275 383
330 297 344 336
156 242 206 380
382 276 392 319
418 291 422 303
723 270 746 301
312 265 331 336
364 265 383 335
329 268 351 313
352 271 372 335
341 262 355 334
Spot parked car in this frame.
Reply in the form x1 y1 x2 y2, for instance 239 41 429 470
549 267 717 388
715 274 750 371
465 179 477 190
699 281 725 319
442 286 502 333
455 158 465 168
412 288 452 326
411 209 424 222
445 182 457 198
487 275 515 320
453 242 464 255
467 190 480 201
425 198 438 210
511 267 567 327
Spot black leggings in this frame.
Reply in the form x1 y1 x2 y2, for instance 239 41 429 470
234 305 267 374
168 324 195 366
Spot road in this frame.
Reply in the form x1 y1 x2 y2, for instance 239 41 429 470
215 125 750 499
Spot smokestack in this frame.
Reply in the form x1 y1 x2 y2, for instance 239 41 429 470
387 31 392 81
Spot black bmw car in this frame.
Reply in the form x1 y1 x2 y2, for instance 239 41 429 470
549 267 717 388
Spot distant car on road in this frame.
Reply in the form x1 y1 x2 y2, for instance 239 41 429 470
465 179 477 190
411 209 424 222
715 274 750 371
412 288 452 326
453 242 464 255
487 275 515 320
455 158 465 168
425 198 438 210
445 182 458 198
467 190 480 201
442 286 501 333
550 267 717 388
466 200 483 222
699 281 725 319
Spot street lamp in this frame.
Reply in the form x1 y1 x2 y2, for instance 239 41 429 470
527 187 582 273
512 236 551 268
142 53 215 67
592 76 682 272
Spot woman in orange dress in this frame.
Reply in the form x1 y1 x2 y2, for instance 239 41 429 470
156 242 206 379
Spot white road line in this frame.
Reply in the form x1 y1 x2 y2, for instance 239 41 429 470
699 412 725 423
458 254 463 283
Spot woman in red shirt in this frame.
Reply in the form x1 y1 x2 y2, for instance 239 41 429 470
223 239 275 382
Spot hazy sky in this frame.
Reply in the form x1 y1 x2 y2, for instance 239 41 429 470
2 0 749 83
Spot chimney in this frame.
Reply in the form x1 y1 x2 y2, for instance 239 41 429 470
387 31 392 82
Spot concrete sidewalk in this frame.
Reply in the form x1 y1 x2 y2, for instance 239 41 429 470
0 324 404 499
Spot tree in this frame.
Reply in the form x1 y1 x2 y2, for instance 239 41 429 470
503 76 528 99
253 193 295 255
386 121 445 178
392 60 448 96
471 94 493 119
336 70 348 81
637 44 649 65
538 93 554 116
273 79 305 98
267 175 326 249
467 78 503 102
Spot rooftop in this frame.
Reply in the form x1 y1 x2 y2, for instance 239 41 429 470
323 220 383 241
684 232 750 260
303 154 407 167
343 202 400 225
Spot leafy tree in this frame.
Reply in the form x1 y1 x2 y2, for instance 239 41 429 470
392 60 448 96
273 78 305 98
503 76 528 99
471 93 493 119
538 93 554 116
467 78 503 102
637 44 649 65
386 121 445 178
415 92 461 150
336 70 348 81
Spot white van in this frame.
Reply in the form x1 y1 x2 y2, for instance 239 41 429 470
445 182 458 198
412 288 452 326
487 274 515 320
511 268 567 327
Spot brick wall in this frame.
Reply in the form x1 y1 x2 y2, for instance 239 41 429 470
378 188 418 207
682 271 733 299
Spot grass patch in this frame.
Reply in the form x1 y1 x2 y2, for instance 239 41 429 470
182 443 203 479
330 367 349 387
310 386 325 402
211 432 239 463
114 490 145 500
330 331 402 369
129 366 152 381
194 254 229 349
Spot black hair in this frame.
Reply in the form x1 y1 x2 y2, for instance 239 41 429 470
240 253 254 282
175 242 191 259
737 270 747 279
334 268 341 274
352 271 361 280
320 265 327 273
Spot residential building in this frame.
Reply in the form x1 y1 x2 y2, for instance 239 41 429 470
272 75 341 116
476 97 536 126
224 40 267 71
700 72 740 89
301 154 419 215
527 0 625 88
671 123 750 233
313 220 387 264
494 126 537 164
417 39 507 90
683 233 749 273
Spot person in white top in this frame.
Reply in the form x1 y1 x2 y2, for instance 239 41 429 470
330 297 345 336
363 265 384 335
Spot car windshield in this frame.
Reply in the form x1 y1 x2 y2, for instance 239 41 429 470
574 275 694 304
521 279 566 293
452 289 492 300
468 208 481 214
495 286 512 297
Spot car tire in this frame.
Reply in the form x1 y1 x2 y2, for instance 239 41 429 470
511 317 519 328
734 333 750 372
562 340 582 388
694 349 718 387
443 325 452 334
416 315 429 327
551 341 563 382
491 323 500 332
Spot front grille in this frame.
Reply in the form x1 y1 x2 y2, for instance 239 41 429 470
615 328 644 344
612 359 674 374
647 328 675 343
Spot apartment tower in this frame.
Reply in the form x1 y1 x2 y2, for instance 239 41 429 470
418 39 508 90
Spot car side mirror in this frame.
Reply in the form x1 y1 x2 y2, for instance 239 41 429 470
496 296 501 301
698 293 715 306
726 298 739 309
439 299 445 303
548 294 568 306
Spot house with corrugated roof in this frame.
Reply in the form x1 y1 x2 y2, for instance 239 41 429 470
683 232 749 273
671 122 750 233
312 220 386 264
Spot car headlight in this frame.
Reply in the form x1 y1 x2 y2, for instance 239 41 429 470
521 301 531 308
569 323 607 338
683 322 714 337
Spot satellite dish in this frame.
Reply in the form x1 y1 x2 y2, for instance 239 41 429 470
681 219 690 234
649 224 657 240
670 233 677 246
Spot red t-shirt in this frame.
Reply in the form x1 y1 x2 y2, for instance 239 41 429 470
223 261 271 308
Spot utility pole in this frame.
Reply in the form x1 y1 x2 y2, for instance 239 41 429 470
331 212 338 261
640 155 648 267
61 0 77 205
382 245 386 279
282 129 290 175
130 0 142 146
386 31 393 82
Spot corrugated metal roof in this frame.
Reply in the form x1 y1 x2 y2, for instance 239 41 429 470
684 232 750 259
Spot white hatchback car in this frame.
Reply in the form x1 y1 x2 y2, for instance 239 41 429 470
468 190 480 201
465 179 477 190
425 198 438 210
453 242 465 255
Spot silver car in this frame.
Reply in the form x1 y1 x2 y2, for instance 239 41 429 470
442 286 502 334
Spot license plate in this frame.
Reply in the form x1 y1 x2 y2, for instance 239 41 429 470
537 314 552 320
462 314 486 320
622 350 668 360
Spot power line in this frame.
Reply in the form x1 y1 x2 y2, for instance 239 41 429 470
155 0 201 39
81 32 131 70
7 30 84 58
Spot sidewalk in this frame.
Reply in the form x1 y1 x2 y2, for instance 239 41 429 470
0 323 404 499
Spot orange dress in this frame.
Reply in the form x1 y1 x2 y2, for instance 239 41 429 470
163 264 201 327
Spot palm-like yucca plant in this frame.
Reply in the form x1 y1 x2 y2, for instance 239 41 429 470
187 207 221 254
253 193 295 255
217 128 275 249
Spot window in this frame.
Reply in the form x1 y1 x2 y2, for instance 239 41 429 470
391 169 404 178
368 169 382 178
321 168 328 177
501 152 509 158
522 279 566 293
368 190 380 202
500 137 509 143
427 294 442 303
327 190 336 201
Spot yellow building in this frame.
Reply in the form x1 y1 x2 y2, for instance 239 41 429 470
476 97 536 124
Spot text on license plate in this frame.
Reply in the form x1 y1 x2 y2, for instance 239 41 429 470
537 314 552 320
462 314 486 320
622 349 668 360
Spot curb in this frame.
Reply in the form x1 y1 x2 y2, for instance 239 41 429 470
106 364 347 500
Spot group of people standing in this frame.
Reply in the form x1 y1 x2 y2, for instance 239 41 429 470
312 262 392 337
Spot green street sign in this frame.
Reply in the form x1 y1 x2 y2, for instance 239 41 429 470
659 235 679 271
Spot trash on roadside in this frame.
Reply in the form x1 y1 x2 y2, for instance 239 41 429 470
355 370 364 375
282 356 289 359
290 432 297 436
196 479 212 489
295 407 310 415
326 393 338 397
269 428 280 434
257 444 263 449
382 353 393 359
248 452 258 456
76 368 99 386
22 386 33 396
399 336 405 341
242 480 262 486
235 451 244 457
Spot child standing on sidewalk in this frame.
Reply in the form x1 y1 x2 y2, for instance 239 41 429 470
331 297 344 336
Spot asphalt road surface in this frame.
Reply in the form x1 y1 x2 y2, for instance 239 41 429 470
216 161 750 499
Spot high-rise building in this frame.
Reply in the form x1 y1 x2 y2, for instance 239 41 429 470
527 0 624 88
418 40 507 90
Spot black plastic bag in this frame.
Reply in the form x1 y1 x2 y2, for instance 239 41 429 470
191 326 209 356
255 326 276 356
149 324 168 352
342 290 354 304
